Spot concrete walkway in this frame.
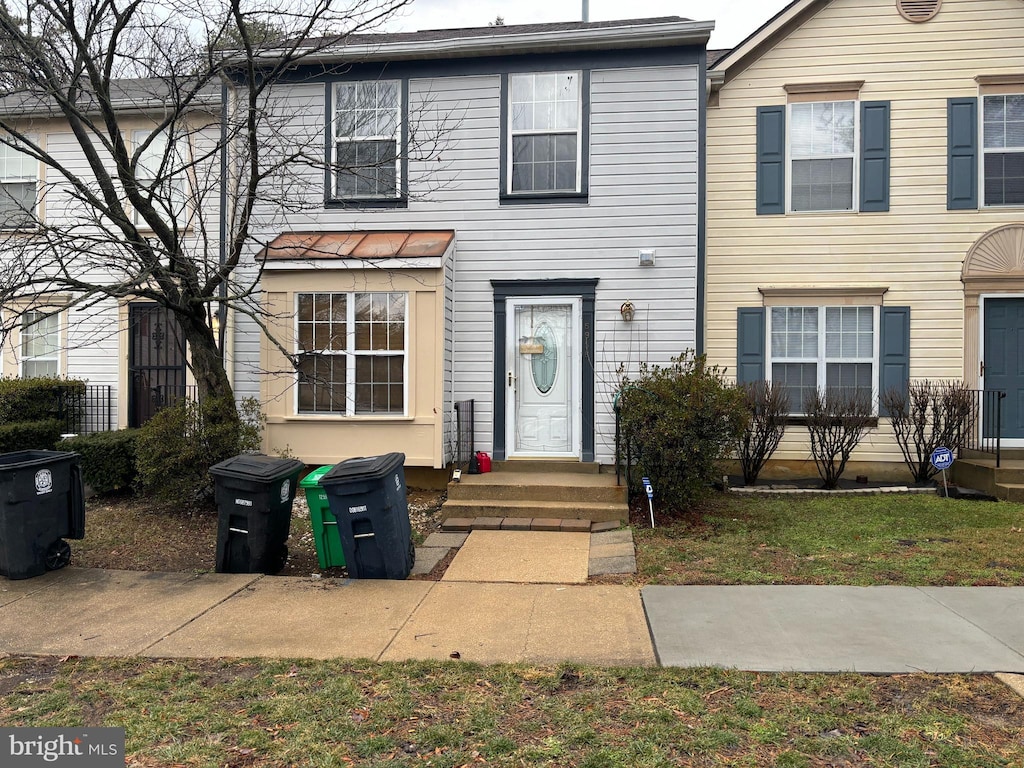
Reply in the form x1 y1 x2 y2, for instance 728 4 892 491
0 568 654 666
642 585 1024 673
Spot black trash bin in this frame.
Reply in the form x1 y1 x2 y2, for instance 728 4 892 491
0 450 85 580
209 454 304 574
320 452 414 579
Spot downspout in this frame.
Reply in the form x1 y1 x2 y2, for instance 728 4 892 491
696 47 707 356
218 79 234 391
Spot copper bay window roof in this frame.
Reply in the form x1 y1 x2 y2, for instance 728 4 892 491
259 231 455 261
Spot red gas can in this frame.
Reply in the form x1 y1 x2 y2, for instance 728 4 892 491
475 451 492 473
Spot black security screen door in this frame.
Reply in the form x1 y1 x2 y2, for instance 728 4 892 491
128 303 187 428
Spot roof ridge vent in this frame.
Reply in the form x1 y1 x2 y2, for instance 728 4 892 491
897 0 942 22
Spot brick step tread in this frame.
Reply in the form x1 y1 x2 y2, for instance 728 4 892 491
492 460 601 474
447 484 626 503
441 499 626 522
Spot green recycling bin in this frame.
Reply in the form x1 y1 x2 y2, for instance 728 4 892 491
300 465 346 569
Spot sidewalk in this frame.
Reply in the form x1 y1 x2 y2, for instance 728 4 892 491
4 570 1024 673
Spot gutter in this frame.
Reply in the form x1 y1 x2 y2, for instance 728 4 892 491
254 20 715 65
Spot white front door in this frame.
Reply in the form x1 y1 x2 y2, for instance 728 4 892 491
506 298 581 457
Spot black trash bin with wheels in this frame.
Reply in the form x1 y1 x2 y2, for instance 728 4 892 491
0 450 85 580
320 452 414 579
209 454 304 574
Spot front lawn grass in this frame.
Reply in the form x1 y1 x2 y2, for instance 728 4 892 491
635 494 1024 586
2 656 1022 767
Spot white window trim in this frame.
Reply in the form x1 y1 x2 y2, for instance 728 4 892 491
294 292 409 417
979 92 1024 209
506 70 584 195
766 305 880 414
0 138 40 231
131 129 190 228
19 308 62 379
786 100 860 214
332 80 402 200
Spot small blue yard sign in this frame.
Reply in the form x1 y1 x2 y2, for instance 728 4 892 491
931 447 954 471
642 477 654 499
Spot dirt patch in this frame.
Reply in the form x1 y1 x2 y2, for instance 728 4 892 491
73 488 445 575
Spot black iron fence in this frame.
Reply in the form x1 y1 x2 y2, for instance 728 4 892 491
53 382 199 435
454 399 475 468
962 389 1006 467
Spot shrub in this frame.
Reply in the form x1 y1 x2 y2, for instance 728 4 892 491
881 380 973 484
135 396 264 510
0 377 86 427
618 353 747 510
0 418 63 452
61 429 139 494
736 380 789 486
804 388 875 490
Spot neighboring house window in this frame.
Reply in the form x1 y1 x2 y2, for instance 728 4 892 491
133 130 187 225
21 310 59 378
296 292 406 415
982 94 1024 206
332 81 401 200
0 142 37 229
769 305 876 412
508 71 581 194
789 101 856 212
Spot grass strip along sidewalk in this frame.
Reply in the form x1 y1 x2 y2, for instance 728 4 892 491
2 656 1022 767
636 494 1024 586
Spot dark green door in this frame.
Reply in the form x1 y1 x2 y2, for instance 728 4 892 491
984 298 1024 439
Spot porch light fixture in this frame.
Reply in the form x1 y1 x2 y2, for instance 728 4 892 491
620 301 635 322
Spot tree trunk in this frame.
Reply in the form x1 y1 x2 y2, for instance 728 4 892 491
178 310 234 405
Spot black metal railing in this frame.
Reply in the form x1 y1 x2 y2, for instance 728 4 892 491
962 389 1006 467
53 384 114 435
454 399 474 468
613 397 627 488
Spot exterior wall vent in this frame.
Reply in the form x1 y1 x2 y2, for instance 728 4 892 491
897 0 941 22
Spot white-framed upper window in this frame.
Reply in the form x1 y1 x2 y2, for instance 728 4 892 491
132 129 188 226
332 81 401 200
21 309 59 378
508 71 582 194
0 142 38 229
296 291 406 415
789 101 857 212
768 305 877 413
982 94 1024 207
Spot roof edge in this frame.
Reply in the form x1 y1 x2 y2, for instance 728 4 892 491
709 0 822 83
265 19 714 65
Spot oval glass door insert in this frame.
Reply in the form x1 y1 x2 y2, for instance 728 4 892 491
531 322 558 394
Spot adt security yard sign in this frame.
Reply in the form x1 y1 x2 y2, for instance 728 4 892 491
642 476 655 528
930 447 954 471
931 447 954 498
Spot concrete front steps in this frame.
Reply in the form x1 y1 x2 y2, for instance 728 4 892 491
441 461 629 523
951 457 1024 501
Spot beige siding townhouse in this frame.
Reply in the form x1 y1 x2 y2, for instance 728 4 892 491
706 0 1024 481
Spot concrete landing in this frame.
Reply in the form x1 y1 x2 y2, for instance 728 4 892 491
642 585 1024 673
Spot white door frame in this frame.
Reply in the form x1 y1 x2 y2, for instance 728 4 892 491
505 296 582 458
980 293 1024 448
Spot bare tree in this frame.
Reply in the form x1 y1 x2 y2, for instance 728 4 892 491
804 387 875 490
0 0 416 428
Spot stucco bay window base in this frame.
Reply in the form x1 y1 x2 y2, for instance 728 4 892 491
260 239 450 469
962 225 1024 386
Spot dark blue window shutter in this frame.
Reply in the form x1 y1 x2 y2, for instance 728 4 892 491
756 106 786 215
860 101 890 212
947 98 978 210
737 308 766 384
879 306 910 417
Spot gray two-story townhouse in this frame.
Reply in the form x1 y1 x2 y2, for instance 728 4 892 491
235 17 713 476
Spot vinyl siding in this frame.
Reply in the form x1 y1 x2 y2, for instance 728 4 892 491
706 0 1024 463
240 63 701 464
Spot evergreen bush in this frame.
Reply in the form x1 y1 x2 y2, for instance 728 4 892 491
61 430 139 494
618 353 747 511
